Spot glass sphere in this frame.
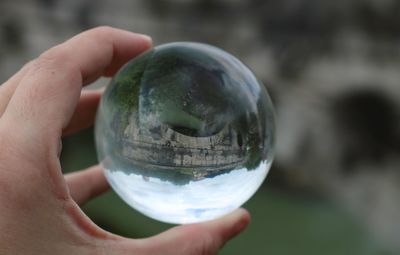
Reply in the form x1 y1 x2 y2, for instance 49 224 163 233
95 42 275 224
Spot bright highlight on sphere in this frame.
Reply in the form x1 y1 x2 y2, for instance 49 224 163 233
95 42 275 224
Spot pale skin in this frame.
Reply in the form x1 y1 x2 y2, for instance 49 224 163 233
0 27 250 255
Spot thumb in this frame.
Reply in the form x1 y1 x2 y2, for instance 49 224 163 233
136 208 250 255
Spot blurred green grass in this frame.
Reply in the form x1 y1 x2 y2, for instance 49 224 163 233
61 128 393 255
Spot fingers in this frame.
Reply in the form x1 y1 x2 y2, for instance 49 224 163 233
65 165 109 205
122 209 251 255
2 26 152 149
62 89 103 136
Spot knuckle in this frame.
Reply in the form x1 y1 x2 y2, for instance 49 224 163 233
93 25 114 33
15 59 36 75
87 26 115 39
36 46 67 69
22 59 36 70
33 46 80 83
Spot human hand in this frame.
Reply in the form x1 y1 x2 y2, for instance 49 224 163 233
0 27 250 255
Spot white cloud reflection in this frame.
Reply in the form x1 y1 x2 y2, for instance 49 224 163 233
104 161 270 224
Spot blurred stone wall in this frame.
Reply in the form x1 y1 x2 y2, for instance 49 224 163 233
1 0 400 251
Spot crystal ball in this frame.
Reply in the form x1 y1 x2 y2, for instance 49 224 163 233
95 42 275 224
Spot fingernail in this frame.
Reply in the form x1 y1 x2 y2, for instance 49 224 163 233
232 208 251 235
136 33 153 44
221 208 251 241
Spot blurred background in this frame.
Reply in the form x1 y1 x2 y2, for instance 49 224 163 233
1 0 400 254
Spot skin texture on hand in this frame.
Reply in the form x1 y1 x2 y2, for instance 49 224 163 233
0 27 250 255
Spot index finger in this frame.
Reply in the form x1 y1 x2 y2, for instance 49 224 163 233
2 26 151 148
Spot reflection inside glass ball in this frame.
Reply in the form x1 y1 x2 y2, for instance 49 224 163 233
95 42 275 224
